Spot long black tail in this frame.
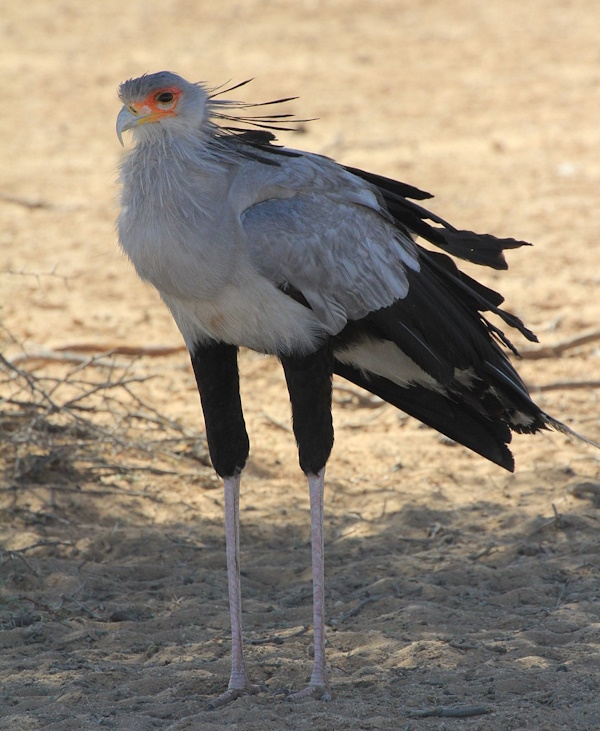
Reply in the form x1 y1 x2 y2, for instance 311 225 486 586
334 359 517 470
330 230 587 471
331 165 597 469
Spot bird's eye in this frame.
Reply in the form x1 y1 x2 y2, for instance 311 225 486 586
155 91 175 104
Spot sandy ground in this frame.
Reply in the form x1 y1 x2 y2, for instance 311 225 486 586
1 1 600 729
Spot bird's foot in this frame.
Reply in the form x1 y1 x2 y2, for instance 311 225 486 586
205 681 263 711
279 682 332 703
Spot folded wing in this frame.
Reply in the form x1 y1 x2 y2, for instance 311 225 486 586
242 189 419 334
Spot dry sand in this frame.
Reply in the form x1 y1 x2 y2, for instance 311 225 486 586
1 1 599 729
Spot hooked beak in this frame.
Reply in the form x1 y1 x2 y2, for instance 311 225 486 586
116 105 141 147
117 103 177 146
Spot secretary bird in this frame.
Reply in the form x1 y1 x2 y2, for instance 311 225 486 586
116 71 592 708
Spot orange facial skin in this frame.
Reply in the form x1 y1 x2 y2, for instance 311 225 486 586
128 86 182 123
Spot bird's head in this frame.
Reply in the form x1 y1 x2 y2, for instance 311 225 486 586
116 71 208 146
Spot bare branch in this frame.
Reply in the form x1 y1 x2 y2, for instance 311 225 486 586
520 329 600 360
406 705 491 719
534 380 600 392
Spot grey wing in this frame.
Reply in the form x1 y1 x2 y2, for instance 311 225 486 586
241 191 421 335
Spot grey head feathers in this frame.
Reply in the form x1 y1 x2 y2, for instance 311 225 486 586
117 71 210 143
118 71 309 147
118 71 205 107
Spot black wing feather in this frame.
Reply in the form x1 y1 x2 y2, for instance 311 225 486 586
346 164 531 270
334 361 515 471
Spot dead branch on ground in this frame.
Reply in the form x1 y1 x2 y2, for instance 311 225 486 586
520 329 600 360
0 346 208 493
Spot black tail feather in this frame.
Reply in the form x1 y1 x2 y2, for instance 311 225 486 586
423 250 538 344
333 361 515 471
345 164 531 270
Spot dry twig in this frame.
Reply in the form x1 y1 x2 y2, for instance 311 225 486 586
333 383 384 409
259 411 292 433
247 626 309 646
534 379 600 392
10 343 187 367
520 329 600 360
468 543 497 560
0 344 206 492
406 705 491 719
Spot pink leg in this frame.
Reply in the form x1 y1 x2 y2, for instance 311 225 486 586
286 468 332 702
206 473 261 711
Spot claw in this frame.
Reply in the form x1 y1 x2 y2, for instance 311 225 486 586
284 683 332 703
205 681 262 711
